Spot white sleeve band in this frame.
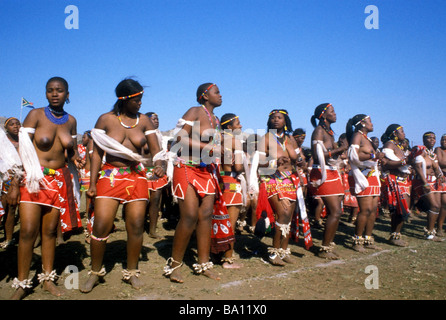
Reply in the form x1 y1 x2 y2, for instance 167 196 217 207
348 144 370 194
173 118 195 137
0 128 23 180
311 140 327 187
19 127 43 193
415 155 426 178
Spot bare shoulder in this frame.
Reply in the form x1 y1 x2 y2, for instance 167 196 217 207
182 106 201 121
139 113 155 131
22 107 43 127
351 132 362 145
383 141 394 150
311 126 324 141
94 111 115 129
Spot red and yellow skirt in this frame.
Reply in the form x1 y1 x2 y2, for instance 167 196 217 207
20 166 82 233
412 175 442 202
96 163 149 203
220 173 243 206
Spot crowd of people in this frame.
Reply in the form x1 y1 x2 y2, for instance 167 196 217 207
1 77 445 299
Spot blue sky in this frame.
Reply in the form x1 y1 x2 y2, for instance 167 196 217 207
1 0 445 148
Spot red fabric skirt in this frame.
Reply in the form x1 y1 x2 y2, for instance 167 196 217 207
349 174 381 197
96 163 149 203
146 167 169 191
383 174 411 217
412 175 442 202
20 167 82 234
342 172 358 207
309 167 344 197
172 163 216 200
220 174 243 206
261 171 298 201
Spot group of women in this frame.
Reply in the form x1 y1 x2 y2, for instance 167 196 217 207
1 77 445 299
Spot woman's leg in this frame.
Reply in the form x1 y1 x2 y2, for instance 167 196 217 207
195 193 220 279
437 193 446 236
147 189 163 238
268 196 296 265
223 205 242 268
319 195 343 259
80 198 120 293
168 186 200 283
10 202 42 300
423 192 442 241
40 205 64 296
123 200 147 288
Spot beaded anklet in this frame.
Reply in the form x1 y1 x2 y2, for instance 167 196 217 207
163 257 183 276
192 261 214 274
37 269 58 283
90 234 109 242
12 277 33 290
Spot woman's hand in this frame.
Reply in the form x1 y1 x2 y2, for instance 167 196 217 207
87 185 97 198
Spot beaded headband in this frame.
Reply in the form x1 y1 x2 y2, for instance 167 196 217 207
318 103 332 119
198 84 216 101
423 132 435 137
118 90 144 100
221 115 239 126
391 126 403 137
354 115 369 127
4 117 19 127
269 110 288 117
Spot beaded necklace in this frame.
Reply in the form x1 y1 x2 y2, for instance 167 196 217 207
201 105 219 129
390 139 404 151
272 131 287 152
44 106 69 125
201 104 221 151
117 113 139 129
358 130 374 144
426 148 437 161
320 120 334 136
48 106 65 116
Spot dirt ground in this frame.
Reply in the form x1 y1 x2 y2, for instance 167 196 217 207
1 193 446 303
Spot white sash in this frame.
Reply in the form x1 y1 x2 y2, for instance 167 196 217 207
19 127 43 193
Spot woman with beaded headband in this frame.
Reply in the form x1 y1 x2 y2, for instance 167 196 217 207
218 113 245 268
380 124 411 246
1 117 21 250
410 132 445 241
143 112 169 239
79 130 94 244
434 134 446 236
255 109 312 266
292 128 309 197
11 77 82 300
164 82 233 283
309 103 348 259
80 78 165 293
346 114 383 252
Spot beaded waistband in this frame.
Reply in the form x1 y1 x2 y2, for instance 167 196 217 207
100 163 145 178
